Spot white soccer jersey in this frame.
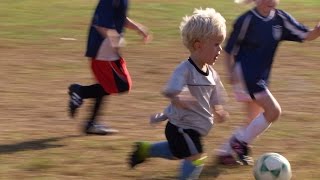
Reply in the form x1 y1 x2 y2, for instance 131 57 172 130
164 58 226 136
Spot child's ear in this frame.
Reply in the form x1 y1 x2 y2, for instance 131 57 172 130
193 40 201 50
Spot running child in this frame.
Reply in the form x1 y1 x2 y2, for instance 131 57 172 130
128 7 229 179
216 0 320 165
68 0 151 135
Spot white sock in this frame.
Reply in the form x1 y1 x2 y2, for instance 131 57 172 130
234 126 246 141
239 113 271 144
216 141 233 156
217 127 246 156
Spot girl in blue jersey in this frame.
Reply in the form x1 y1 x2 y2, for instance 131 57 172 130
129 8 229 179
217 0 320 165
67 0 151 135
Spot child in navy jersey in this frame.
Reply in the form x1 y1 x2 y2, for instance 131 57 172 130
128 8 229 180
68 0 151 135
216 0 320 165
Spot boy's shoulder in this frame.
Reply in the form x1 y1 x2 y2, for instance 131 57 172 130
175 58 193 69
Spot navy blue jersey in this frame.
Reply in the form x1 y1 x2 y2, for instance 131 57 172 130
86 0 128 58
225 8 309 87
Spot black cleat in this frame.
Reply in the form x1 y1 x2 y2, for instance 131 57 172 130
68 84 83 118
230 136 253 165
216 154 242 166
129 142 149 168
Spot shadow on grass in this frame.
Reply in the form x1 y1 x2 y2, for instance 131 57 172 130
136 175 178 180
200 162 223 179
200 159 243 179
0 135 81 154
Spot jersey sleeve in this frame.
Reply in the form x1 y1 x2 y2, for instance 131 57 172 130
278 10 309 42
210 70 228 106
224 17 243 55
92 0 115 28
163 63 189 95
225 13 253 56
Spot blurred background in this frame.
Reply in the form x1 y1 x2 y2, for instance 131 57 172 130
0 0 319 179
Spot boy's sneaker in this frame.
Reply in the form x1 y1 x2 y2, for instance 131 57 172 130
216 154 242 166
129 141 150 168
229 136 253 165
68 84 83 118
85 122 118 135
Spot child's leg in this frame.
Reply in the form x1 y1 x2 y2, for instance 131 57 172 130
80 84 109 99
217 102 258 155
68 84 83 118
217 101 261 165
129 141 175 168
77 84 116 135
230 90 279 165
239 90 279 144
180 155 206 180
228 101 262 144
68 83 109 118
165 122 205 179
87 96 104 123
149 141 175 159
80 84 109 126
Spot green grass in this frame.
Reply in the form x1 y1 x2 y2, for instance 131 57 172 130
0 0 319 179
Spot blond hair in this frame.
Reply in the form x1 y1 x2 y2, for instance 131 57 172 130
180 8 226 51
234 0 255 4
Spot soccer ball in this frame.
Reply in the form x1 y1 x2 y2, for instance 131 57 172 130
253 153 292 180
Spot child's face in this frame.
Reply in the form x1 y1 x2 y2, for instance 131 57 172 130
198 36 224 65
256 0 279 15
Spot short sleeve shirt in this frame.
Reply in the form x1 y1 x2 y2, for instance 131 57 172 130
164 58 227 136
224 9 309 86
85 0 128 58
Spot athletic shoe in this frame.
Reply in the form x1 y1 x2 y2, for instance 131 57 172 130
150 112 168 125
68 84 83 118
216 154 242 166
129 141 150 168
229 136 253 165
85 123 118 135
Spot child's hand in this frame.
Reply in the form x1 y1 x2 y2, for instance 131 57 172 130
215 110 229 123
138 26 152 44
150 112 168 125
144 34 153 44
214 105 229 123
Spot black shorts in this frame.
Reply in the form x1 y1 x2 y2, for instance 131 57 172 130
165 122 203 159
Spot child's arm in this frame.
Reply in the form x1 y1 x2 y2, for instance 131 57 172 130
213 105 229 123
224 52 235 84
124 17 152 43
163 90 197 109
304 22 320 41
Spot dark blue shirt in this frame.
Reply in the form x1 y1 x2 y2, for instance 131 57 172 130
225 9 309 86
86 0 128 58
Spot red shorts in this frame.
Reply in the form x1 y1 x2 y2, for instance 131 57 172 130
91 58 132 94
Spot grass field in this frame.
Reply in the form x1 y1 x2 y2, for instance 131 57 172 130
0 0 319 179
